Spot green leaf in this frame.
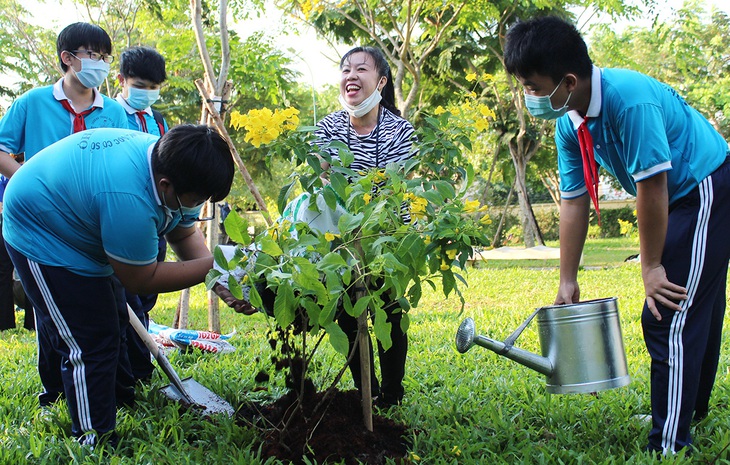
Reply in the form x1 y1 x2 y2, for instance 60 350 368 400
329 172 349 204
348 295 371 318
277 181 297 215
400 312 410 334
293 268 328 301
273 283 296 328
442 268 455 298
300 298 322 331
248 284 263 309
223 211 250 246
227 275 243 300
317 252 348 272
373 307 392 351
324 322 349 356
259 236 283 256
205 269 222 290
213 246 229 271
321 184 338 211
338 212 364 234
318 297 339 327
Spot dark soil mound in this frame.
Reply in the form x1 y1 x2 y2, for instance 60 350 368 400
236 386 409 464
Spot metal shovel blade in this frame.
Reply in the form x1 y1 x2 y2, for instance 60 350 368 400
160 377 235 417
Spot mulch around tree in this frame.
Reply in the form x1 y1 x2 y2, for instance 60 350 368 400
235 384 410 464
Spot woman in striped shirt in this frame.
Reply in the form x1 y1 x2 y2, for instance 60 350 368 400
314 46 417 408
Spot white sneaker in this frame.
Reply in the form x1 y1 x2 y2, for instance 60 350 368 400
632 414 652 425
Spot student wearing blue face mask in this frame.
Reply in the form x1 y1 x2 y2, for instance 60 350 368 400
3 125 246 447
0 21 128 410
115 46 170 382
505 16 730 456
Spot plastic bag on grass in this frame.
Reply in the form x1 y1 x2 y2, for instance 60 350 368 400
148 320 236 354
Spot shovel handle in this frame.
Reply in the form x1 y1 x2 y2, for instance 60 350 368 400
126 304 195 404
127 304 161 358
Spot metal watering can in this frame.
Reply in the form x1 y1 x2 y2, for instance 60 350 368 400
455 297 630 394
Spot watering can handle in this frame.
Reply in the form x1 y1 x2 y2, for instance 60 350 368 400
500 306 542 353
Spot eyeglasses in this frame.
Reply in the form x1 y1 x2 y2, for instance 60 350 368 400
69 50 114 64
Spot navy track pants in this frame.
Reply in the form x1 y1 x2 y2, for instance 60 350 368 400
7 244 134 444
642 158 730 453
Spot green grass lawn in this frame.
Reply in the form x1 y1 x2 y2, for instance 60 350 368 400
1 237 729 464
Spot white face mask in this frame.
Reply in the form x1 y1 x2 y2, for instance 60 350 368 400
126 87 160 111
75 58 110 89
339 88 382 118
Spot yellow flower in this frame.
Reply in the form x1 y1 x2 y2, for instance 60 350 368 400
478 205 489 213
408 452 421 462
440 260 450 271
408 196 428 220
479 214 492 225
434 105 447 115
478 104 495 118
230 106 300 148
464 199 480 214
465 72 477 82
324 232 340 242
474 119 490 132
423 236 431 245
363 193 372 204
445 249 457 260
452 445 462 457
242 274 250 284
373 169 387 183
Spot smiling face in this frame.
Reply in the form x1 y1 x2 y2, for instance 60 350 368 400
339 51 385 107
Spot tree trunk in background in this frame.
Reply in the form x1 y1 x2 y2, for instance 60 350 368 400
508 141 544 248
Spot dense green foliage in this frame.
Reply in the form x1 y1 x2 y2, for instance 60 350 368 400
4 239 730 463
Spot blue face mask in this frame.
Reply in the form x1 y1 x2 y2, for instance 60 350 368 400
126 87 160 111
175 194 204 223
524 78 572 120
75 58 110 89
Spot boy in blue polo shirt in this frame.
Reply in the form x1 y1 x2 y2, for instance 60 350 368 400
0 22 128 409
504 16 730 455
3 125 244 447
115 45 170 382
115 46 169 137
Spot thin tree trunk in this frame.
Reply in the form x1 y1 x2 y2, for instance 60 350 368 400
493 183 514 247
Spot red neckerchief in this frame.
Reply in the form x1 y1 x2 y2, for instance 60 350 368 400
59 99 97 133
578 116 601 224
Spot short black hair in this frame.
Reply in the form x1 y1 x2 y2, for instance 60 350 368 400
504 16 593 82
341 46 401 117
57 22 112 72
152 125 234 202
119 46 167 84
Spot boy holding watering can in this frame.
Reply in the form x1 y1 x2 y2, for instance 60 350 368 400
504 16 730 456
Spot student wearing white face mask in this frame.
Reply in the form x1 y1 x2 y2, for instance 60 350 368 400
115 46 170 383
314 46 418 408
116 46 169 137
0 21 129 412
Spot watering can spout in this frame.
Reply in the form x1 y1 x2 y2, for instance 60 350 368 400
456 317 553 377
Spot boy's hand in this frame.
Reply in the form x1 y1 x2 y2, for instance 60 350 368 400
555 281 580 305
213 283 257 315
642 264 688 320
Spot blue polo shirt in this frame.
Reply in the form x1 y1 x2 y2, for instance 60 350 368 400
2 128 199 277
0 78 128 160
556 67 728 205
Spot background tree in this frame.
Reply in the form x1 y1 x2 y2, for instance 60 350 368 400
590 0 730 139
